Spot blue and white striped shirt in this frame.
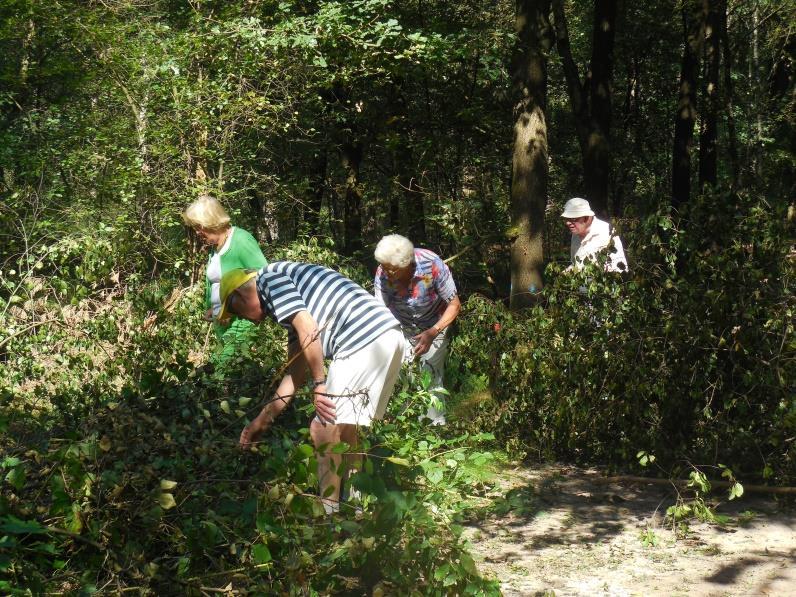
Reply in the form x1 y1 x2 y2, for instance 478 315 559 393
256 262 399 359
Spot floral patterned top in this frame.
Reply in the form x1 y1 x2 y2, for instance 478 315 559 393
374 248 457 332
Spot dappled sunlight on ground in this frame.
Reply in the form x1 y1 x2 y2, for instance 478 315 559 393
464 464 796 596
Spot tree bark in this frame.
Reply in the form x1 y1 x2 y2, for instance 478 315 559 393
340 141 363 255
305 150 327 235
672 0 707 209
552 0 617 218
398 145 427 244
386 80 426 242
750 2 763 177
616 53 642 217
509 0 552 309
699 0 721 189
720 1 740 188
583 0 617 217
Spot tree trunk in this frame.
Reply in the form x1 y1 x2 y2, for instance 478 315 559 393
616 53 642 217
389 187 400 230
387 80 426 242
699 0 720 189
340 141 363 255
583 0 617 217
552 0 617 219
398 146 427 244
509 0 552 309
672 0 707 209
306 150 327 235
750 2 763 177
720 0 740 188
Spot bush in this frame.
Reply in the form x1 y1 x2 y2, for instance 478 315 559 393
0 251 498 594
451 191 795 482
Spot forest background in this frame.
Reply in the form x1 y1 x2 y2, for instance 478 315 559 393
0 0 794 593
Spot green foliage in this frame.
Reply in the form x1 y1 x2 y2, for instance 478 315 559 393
0 254 498 593
2 0 795 590
639 527 660 548
452 191 795 482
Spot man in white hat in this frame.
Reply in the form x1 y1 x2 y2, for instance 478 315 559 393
561 198 628 272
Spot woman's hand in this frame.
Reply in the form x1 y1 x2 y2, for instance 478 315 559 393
411 327 439 357
313 384 336 424
203 308 214 322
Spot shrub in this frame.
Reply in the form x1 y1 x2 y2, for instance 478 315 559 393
451 191 795 482
0 250 498 594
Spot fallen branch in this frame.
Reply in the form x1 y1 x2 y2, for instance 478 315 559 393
46 525 105 550
0 318 59 351
593 475 796 495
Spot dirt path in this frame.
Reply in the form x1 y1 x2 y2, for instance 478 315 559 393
464 464 796 596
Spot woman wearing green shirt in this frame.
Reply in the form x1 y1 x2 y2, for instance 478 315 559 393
183 195 267 367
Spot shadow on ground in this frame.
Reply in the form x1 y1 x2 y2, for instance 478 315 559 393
464 463 796 597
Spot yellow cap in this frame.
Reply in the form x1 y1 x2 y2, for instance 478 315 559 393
217 269 258 322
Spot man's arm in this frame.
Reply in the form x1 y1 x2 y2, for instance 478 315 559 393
239 342 306 449
289 310 336 424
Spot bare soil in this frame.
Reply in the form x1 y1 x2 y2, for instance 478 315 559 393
464 464 796 596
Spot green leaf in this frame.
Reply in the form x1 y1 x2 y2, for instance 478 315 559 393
252 543 272 564
339 520 360 533
331 442 350 454
386 456 410 466
4 466 26 491
0 516 48 534
296 444 314 458
158 493 177 510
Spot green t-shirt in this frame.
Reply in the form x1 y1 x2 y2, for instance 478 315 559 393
204 226 267 345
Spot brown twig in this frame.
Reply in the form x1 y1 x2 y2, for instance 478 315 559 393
45 526 105 550
0 318 60 350
593 475 796 495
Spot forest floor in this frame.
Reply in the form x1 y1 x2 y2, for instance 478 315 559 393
463 463 796 596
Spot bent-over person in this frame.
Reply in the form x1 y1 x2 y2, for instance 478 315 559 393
374 234 461 425
218 263 403 513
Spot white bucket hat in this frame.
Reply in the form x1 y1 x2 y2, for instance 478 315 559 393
561 197 595 218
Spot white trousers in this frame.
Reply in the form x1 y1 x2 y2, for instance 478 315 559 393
404 327 450 425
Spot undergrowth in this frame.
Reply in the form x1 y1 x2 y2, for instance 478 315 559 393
0 241 501 594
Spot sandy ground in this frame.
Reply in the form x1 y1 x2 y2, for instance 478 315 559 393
464 464 796 596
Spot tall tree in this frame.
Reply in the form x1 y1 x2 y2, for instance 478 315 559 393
720 0 740 188
340 140 363 255
672 0 708 208
699 0 721 188
509 0 552 309
552 0 618 217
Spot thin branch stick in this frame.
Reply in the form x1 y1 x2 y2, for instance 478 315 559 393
45 526 105 550
593 475 796 495
0 318 59 350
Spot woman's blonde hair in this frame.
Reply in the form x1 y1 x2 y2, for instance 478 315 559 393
182 194 231 231
374 234 415 268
